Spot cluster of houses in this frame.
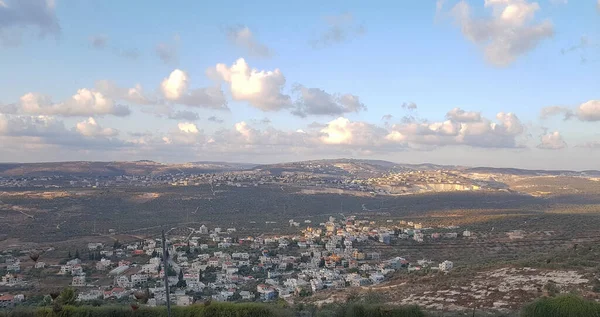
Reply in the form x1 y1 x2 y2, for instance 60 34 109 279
72 216 456 307
1 216 458 308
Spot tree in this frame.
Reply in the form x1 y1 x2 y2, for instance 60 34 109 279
58 288 77 306
157 264 162 275
113 240 121 250
151 250 158 258
167 264 177 276
177 269 187 288
68 251 72 259
74 250 80 259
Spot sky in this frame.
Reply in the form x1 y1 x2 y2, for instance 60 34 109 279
0 0 599 170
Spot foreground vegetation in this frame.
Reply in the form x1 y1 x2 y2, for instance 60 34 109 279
5 295 600 316
521 295 600 317
3 302 424 317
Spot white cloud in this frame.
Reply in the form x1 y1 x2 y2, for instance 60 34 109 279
227 26 272 57
540 100 600 122
234 121 253 142
446 107 482 122
161 69 188 101
537 131 566 149
0 114 125 156
11 89 130 117
447 0 553 66
292 85 366 117
0 0 60 47
210 58 291 111
76 117 119 137
320 117 386 146
386 111 525 148
95 80 155 105
576 100 600 121
160 69 228 109
178 122 199 134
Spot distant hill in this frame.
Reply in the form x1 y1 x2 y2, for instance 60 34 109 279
251 158 456 178
0 161 255 177
0 159 597 178
465 167 600 177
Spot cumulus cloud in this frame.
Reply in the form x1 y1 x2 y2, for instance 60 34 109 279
210 58 291 111
446 0 554 66
0 0 60 47
540 100 600 122
576 100 600 121
95 80 155 105
178 122 199 134
161 69 188 100
160 69 228 109
0 114 67 137
292 85 366 117
537 131 566 149
227 25 272 57
446 107 482 122
0 106 534 162
319 117 387 146
0 114 125 155
4 89 130 117
210 121 312 148
386 111 526 148
76 117 118 137
310 13 365 48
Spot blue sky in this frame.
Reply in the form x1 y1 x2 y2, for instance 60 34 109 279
0 0 599 169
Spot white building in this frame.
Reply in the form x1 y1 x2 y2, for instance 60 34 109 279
77 290 103 301
96 258 112 271
199 225 208 234
439 260 454 272
72 275 86 287
239 290 254 300
176 295 193 306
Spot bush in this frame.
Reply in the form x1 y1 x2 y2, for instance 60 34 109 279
6 302 294 317
316 303 424 317
521 294 600 317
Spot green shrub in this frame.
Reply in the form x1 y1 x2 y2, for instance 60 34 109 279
3 302 425 317
521 294 600 317
6 302 294 317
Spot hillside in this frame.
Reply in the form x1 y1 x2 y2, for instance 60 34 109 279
0 158 597 178
0 161 254 177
